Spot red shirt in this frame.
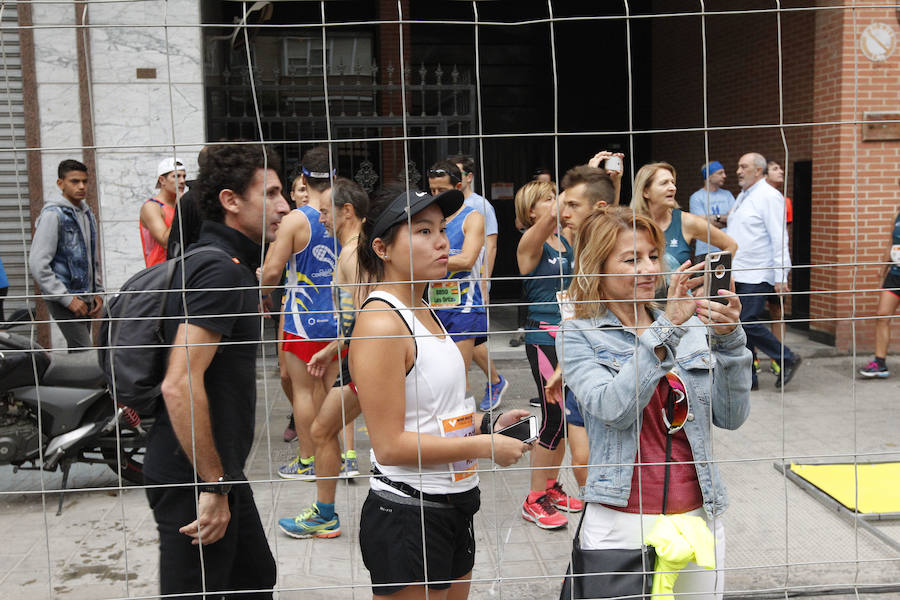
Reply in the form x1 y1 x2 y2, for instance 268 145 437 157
608 377 703 515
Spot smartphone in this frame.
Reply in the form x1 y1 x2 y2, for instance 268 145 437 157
602 156 623 173
496 416 538 444
704 251 732 305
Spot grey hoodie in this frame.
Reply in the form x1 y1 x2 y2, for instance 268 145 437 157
28 192 103 307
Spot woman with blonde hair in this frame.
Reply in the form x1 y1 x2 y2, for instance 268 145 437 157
514 180 587 530
557 206 751 598
632 162 736 276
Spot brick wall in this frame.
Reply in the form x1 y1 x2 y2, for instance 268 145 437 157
650 1 900 352
650 1 814 207
811 2 900 351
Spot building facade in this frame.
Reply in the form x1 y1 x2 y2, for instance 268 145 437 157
9 0 900 351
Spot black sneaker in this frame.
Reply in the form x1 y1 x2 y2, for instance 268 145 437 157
775 356 803 389
529 397 541 407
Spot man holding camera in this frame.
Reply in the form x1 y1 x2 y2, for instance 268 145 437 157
729 152 801 390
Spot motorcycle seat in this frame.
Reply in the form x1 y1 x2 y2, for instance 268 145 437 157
41 350 106 388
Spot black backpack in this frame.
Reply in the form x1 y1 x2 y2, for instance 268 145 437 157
99 247 228 414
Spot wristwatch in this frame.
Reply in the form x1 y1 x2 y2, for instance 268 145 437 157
198 474 234 495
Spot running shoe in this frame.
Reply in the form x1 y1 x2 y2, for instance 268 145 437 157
522 494 568 529
283 416 297 443
544 481 583 513
278 456 316 480
340 456 360 478
752 358 760 374
769 360 781 376
529 397 541 407
480 374 508 412
859 361 890 379
278 505 341 539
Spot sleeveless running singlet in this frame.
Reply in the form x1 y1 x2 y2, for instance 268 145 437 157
664 208 692 272
439 206 485 314
523 235 573 346
140 198 176 267
363 290 478 495
283 205 341 340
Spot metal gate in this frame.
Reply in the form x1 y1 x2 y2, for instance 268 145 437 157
205 62 477 191
0 5 31 316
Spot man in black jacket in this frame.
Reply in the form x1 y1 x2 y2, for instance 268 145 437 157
144 143 289 598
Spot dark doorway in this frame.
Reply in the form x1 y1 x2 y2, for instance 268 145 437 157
789 160 812 327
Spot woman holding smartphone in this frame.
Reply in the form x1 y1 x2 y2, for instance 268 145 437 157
631 162 737 275
350 186 532 599
557 207 751 598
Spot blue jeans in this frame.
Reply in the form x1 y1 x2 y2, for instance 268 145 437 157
736 282 795 372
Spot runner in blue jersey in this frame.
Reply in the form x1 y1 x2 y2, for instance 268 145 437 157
451 153 509 412
261 146 340 480
859 210 900 378
278 177 370 539
427 161 486 402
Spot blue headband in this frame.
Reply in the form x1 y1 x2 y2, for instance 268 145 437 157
701 161 724 179
301 165 336 179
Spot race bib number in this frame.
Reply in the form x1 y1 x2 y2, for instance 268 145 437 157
429 281 461 308
891 245 900 267
437 410 477 483
557 290 575 321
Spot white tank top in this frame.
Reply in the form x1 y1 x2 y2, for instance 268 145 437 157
363 290 479 495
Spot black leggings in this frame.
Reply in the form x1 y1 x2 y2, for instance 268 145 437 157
525 343 566 450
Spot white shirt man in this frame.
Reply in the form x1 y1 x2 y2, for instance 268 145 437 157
689 160 735 255
729 152 800 389
729 162 791 288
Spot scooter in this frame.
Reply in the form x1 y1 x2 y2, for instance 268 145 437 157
0 329 150 514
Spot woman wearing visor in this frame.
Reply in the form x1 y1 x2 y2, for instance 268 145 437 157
556 207 751 598
351 186 532 599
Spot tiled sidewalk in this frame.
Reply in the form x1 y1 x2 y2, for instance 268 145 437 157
0 351 898 599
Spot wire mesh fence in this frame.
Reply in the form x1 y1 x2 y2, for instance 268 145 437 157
0 1 898 599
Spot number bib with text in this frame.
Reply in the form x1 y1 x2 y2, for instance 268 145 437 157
437 410 477 483
429 281 461 308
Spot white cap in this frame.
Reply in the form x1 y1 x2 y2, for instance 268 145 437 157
156 157 186 178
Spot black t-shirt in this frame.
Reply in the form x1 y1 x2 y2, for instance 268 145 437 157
144 221 262 484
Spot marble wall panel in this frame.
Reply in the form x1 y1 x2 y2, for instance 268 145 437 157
88 0 202 85
146 83 205 148
89 24 202 86
32 24 79 84
35 82 82 152
98 218 145 290
30 1 206 291
90 83 152 149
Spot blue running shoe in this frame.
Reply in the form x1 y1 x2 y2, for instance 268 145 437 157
480 374 508 412
340 455 360 478
278 456 316 480
278 505 341 539
859 360 890 379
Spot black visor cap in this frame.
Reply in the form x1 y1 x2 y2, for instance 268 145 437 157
370 189 464 239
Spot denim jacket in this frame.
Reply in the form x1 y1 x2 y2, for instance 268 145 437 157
46 204 97 295
556 309 751 518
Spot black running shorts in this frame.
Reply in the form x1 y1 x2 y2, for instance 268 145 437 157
359 489 476 595
884 272 900 297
